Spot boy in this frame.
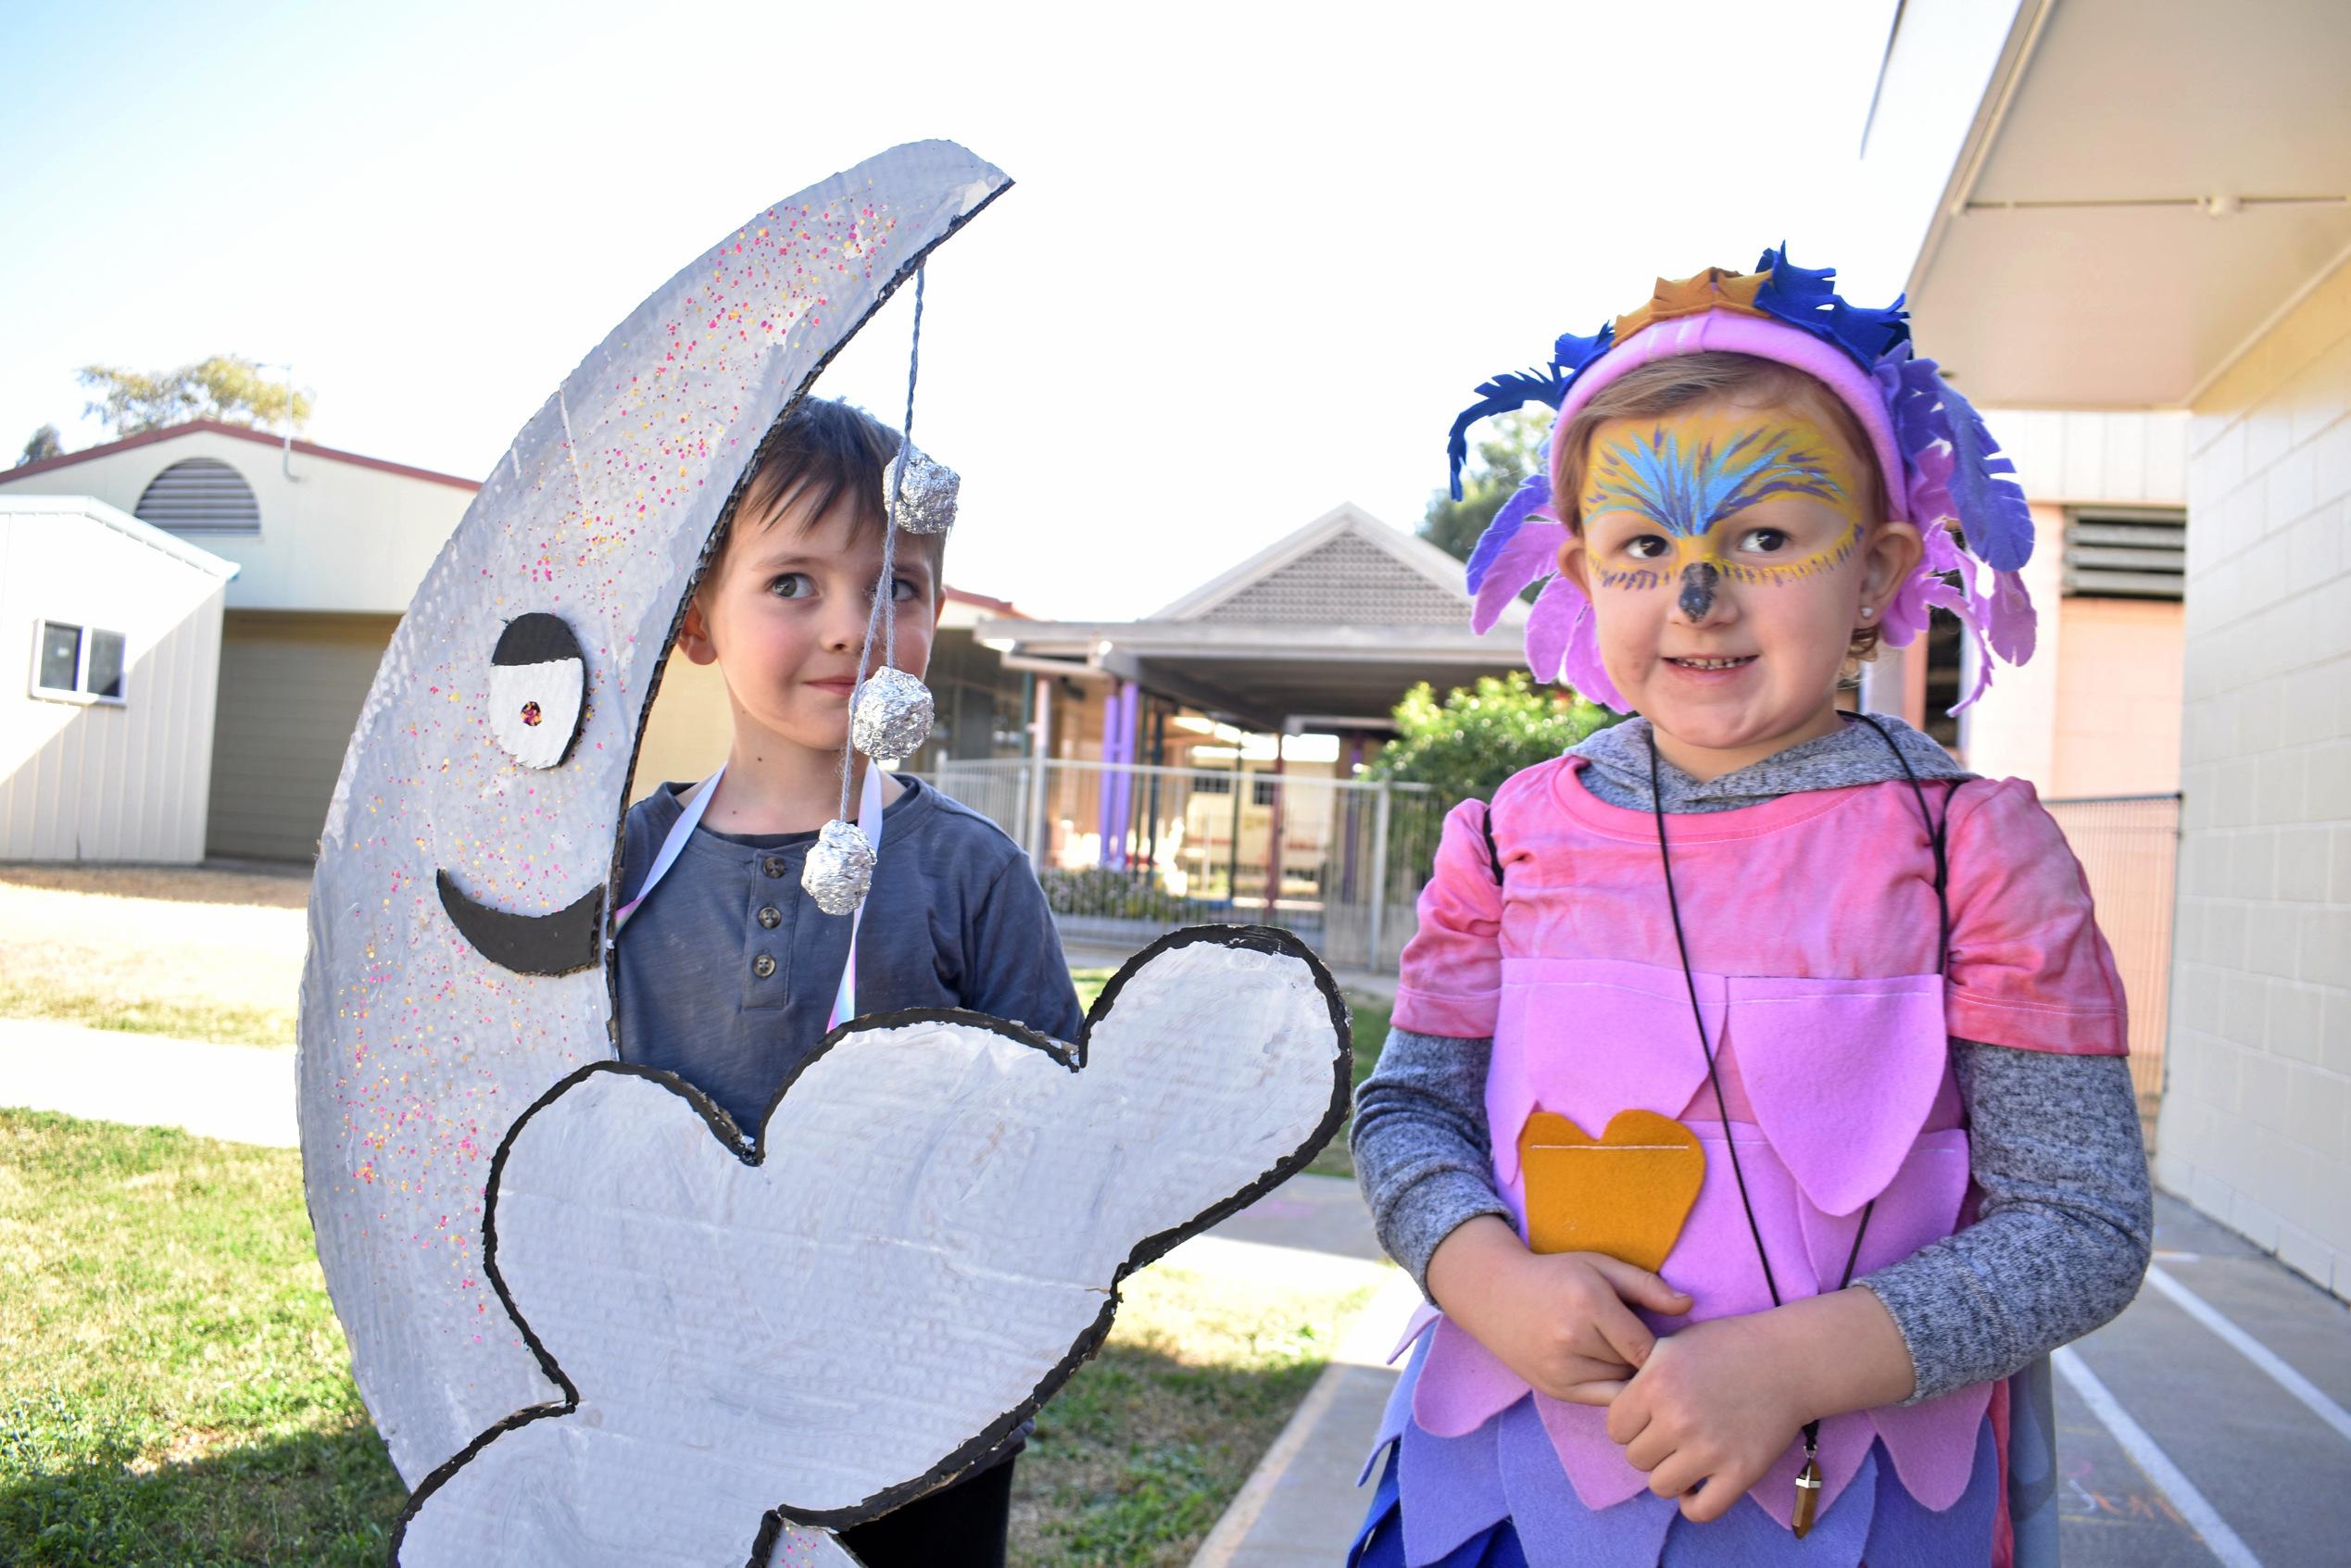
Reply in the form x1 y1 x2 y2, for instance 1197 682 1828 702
614 396 1085 1567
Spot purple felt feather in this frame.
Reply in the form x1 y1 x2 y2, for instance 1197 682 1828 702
1494 1399 1676 1568
1465 475 1553 596
1874 344 1951 460
1397 1406 1509 1564
1473 521 1568 634
1862 1422 2001 1568
1982 567 2037 666
1524 576 1624 710
1933 374 2034 571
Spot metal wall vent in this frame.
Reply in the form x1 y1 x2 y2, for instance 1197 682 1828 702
2064 508 2186 600
134 457 260 533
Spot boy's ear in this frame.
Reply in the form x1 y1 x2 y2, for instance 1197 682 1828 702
675 592 719 666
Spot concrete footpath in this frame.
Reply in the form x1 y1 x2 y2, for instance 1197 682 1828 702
0 1017 297 1146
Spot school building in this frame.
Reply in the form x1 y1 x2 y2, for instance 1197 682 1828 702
1 421 481 863
1868 0 2351 1297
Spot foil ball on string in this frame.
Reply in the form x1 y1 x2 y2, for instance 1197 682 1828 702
850 667 935 761
802 820 876 916
889 449 961 536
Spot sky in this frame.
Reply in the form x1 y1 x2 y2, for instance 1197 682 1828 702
2 0 1934 620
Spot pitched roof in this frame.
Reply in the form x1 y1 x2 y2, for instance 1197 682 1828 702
1149 502 1519 627
0 493 239 580
4 419 482 493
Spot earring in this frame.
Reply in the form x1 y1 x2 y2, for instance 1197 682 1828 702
1860 605 1876 621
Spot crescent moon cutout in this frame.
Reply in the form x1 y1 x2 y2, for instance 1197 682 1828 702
298 142 1015 1490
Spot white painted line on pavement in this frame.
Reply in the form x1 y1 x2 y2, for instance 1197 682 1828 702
2053 1347 2264 1568
2145 1264 2351 1446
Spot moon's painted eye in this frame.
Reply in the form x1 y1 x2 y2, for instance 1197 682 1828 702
488 614 586 769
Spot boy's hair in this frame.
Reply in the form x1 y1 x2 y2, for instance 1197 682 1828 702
1553 350 1892 660
720 396 948 592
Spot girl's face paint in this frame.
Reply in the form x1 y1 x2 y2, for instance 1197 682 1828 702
1581 412 1867 613
1561 399 1920 780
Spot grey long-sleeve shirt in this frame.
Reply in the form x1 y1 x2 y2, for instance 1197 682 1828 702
1351 715 2151 1403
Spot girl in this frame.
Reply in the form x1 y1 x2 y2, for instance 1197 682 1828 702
1349 255 2151 1567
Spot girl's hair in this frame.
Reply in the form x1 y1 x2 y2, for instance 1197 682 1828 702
1553 351 1892 659
720 396 947 587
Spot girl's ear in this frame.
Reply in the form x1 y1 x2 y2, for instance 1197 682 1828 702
1859 519 1925 619
676 591 719 666
1555 527 1595 597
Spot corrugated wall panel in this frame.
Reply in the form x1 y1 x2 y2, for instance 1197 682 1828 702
179 595 225 859
0 508 228 862
207 613 396 862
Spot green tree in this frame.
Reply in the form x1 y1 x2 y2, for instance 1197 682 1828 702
1419 407 1551 562
16 424 63 467
1369 671 1620 803
78 356 313 438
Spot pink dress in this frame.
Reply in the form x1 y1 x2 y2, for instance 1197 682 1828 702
1364 756 2126 1567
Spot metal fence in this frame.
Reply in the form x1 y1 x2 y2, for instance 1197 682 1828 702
932 765 2182 1122
929 759 1447 972
2044 793 2181 1130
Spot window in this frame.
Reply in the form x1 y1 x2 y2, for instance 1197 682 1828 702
30 621 128 704
134 457 260 533
1252 775 1281 808
2064 508 2187 600
1193 772 1234 796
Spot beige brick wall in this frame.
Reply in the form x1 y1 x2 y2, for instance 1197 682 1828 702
2157 256 2351 1299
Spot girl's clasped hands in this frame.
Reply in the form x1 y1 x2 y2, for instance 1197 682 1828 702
1426 1215 1910 1524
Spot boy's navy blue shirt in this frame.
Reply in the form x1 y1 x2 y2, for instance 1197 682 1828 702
614 774 1086 1135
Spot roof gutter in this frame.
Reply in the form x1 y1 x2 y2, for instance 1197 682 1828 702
1905 0 2059 304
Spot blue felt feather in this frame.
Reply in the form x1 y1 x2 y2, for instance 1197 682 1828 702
1465 474 1553 595
1443 322 1615 499
1446 369 1566 500
1550 322 1615 380
1875 343 1951 455
1936 375 2034 571
1753 245 1911 370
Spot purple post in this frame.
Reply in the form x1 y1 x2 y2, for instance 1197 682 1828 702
1098 683 1138 868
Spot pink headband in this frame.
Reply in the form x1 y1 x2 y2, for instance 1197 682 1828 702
1547 311 1910 521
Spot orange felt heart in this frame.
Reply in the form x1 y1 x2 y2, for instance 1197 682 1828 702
1517 1109 1705 1273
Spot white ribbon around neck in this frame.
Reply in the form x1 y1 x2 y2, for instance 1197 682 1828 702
610 757 888 1032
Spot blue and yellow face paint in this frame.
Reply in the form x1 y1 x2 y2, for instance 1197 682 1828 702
1581 408 1868 619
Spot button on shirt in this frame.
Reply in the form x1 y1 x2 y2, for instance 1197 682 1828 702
613 776 1087 1136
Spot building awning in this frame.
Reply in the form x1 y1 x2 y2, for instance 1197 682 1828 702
1871 0 2351 408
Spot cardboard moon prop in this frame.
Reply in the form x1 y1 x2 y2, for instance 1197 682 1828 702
296 141 1352 1567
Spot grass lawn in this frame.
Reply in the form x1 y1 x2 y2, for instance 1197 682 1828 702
0 1109 1376 1567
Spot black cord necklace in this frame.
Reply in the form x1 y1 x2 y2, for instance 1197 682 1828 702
1646 712 1952 1537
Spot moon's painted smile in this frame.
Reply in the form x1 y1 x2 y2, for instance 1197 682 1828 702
435 872 605 977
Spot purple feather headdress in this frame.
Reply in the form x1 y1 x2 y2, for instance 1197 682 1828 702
1453 249 2037 713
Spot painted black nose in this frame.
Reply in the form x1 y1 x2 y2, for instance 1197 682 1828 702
1678 561 1720 621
